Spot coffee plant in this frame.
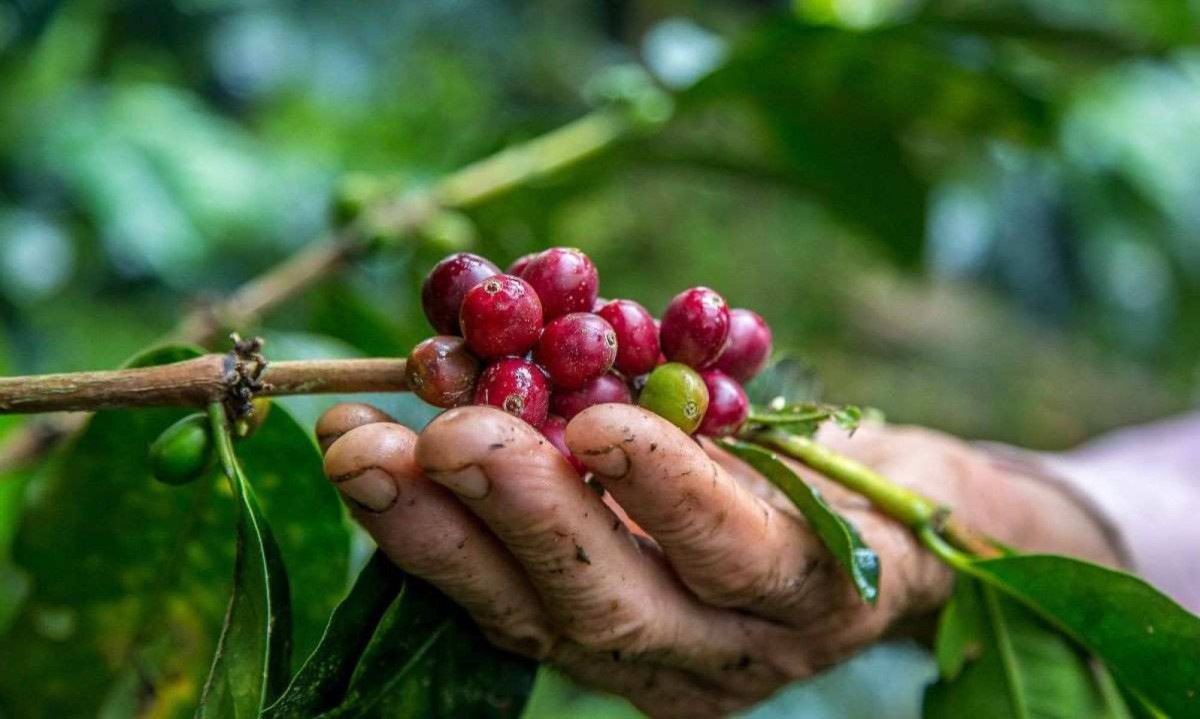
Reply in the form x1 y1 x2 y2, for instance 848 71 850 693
1 44 1198 719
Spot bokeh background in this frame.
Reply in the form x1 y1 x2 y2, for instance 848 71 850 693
1 0 1198 717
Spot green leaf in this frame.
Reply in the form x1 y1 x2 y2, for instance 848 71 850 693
933 576 986 681
962 555 1200 718
332 573 537 718
0 344 235 718
924 578 1121 719
264 552 405 718
266 549 537 719
718 439 880 603
196 403 292 718
0 344 348 717
230 400 350 665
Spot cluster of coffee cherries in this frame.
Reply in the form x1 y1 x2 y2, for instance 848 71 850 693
406 247 772 473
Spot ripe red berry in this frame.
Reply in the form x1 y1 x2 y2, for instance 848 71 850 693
712 309 772 382
541 414 586 475
596 299 659 377
421 252 500 335
507 252 537 277
659 287 731 369
534 313 617 389
550 372 633 420
459 275 543 359
405 335 480 409
520 247 599 320
697 370 749 437
474 358 551 427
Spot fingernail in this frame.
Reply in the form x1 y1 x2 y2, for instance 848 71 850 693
580 444 631 480
333 468 398 513
428 464 491 499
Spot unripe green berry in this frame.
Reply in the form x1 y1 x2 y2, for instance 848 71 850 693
637 362 709 435
149 414 214 486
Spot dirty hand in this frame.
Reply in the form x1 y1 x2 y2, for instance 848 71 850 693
318 403 1119 718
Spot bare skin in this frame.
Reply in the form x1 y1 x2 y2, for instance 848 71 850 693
319 403 1120 718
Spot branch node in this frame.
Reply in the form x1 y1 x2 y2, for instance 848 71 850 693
224 334 270 420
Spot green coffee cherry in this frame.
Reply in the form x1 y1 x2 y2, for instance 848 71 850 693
149 414 214 486
637 362 709 435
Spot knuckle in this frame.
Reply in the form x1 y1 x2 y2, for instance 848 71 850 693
690 555 780 608
560 601 657 653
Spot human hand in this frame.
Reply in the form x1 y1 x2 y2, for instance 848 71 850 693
318 403 1120 718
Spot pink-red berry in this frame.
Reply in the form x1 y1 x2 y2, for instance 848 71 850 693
459 275 543 359
507 252 537 277
474 358 551 427
421 252 500 335
697 370 749 437
712 309 772 382
520 247 599 321
541 414 586 475
659 287 731 369
405 335 480 409
550 372 633 420
596 299 660 377
534 313 617 389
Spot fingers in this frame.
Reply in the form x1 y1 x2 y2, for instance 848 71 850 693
321 421 771 710
414 407 788 693
323 422 556 658
565 404 835 622
315 402 395 452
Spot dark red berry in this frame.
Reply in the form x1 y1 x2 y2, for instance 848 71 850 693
551 372 632 420
697 370 749 437
421 252 500 335
712 309 772 382
596 299 659 377
534 313 617 389
405 335 480 408
659 287 730 369
520 247 599 320
542 414 586 475
507 252 537 276
474 358 551 427
460 275 543 359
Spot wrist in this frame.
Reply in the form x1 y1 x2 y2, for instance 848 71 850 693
973 449 1126 567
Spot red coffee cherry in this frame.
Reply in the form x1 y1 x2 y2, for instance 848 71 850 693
421 252 500 335
596 299 660 377
659 287 731 369
460 275 544 359
541 414 586 475
474 358 551 427
520 247 599 321
534 313 617 389
550 372 633 420
507 252 538 277
405 335 480 409
712 309 772 382
697 370 749 437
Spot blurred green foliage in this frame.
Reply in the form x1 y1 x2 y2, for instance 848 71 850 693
1 0 1200 716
